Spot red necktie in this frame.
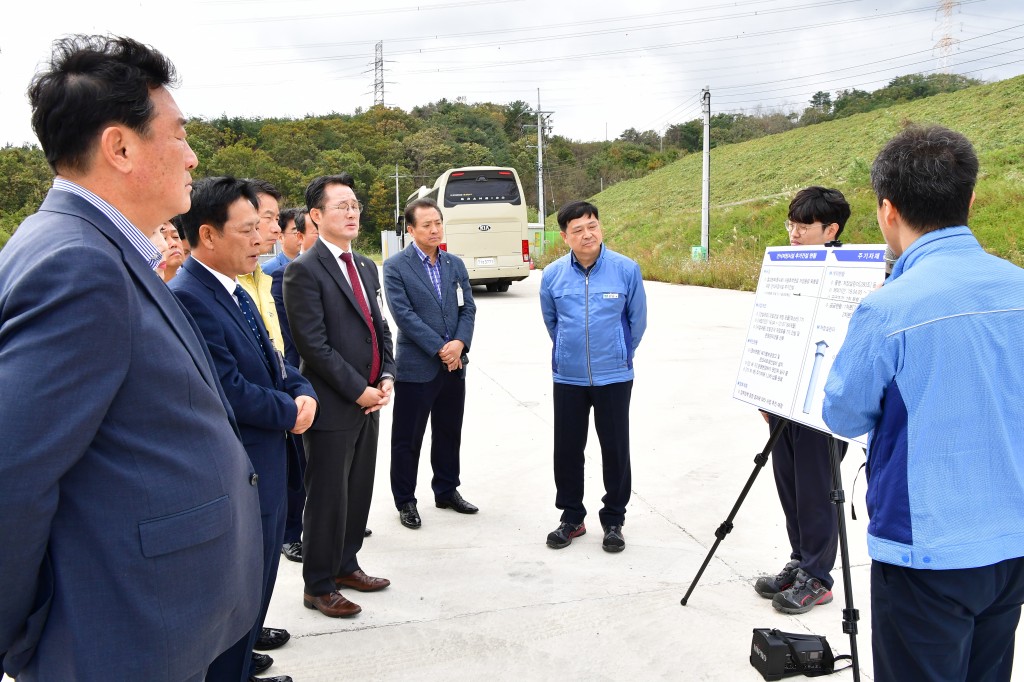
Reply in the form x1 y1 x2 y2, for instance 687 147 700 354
340 252 380 383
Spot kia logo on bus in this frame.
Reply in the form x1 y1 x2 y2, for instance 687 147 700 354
477 224 492 232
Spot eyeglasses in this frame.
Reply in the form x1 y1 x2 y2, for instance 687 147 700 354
784 220 826 235
324 201 363 213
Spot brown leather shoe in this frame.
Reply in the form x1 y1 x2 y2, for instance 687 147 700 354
302 591 361 618
334 569 391 592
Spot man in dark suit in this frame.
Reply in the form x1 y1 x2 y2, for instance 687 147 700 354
383 198 478 529
0 35 263 682
283 174 396 618
171 177 318 682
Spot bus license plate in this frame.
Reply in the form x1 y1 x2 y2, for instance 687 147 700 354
476 257 496 266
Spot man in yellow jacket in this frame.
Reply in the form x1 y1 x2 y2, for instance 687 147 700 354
239 178 284 355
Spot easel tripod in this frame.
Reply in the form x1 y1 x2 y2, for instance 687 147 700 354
679 416 861 681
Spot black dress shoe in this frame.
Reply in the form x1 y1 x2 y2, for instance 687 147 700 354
364 527 372 537
399 502 421 528
435 490 478 514
251 652 273 675
250 676 292 682
254 627 290 651
281 541 302 563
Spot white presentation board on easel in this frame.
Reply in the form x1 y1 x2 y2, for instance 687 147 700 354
732 245 887 445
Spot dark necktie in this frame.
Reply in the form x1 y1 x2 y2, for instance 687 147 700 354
340 252 380 383
234 284 273 371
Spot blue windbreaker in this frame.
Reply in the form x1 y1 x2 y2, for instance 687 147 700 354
539 245 647 387
823 226 1024 570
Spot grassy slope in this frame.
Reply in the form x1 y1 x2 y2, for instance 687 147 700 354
552 75 1024 290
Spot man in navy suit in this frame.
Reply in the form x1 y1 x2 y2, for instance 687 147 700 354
383 198 478 529
0 36 263 681
171 177 317 682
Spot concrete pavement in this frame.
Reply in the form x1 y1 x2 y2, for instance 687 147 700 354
253 269 958 681
6 270 1020 681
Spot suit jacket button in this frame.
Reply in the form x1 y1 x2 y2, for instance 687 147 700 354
250 473 259 486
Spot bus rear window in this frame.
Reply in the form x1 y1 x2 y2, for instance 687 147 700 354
443 173 521 208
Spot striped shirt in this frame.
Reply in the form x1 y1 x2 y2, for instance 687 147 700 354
53 178 162 269
411 241 443 302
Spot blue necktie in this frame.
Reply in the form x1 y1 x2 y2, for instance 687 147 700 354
235 285 273 370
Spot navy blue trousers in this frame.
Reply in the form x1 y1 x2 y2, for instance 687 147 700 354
871 558 1024 682
390 369 466 507
206 494 286 682
768 415 847 588
552 381 632 528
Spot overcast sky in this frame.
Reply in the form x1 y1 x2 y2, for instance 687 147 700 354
1 0 1021 148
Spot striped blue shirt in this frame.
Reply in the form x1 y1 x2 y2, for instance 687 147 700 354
411 241 443 302
53 178 162 269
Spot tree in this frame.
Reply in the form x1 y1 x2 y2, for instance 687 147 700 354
809 91 833 114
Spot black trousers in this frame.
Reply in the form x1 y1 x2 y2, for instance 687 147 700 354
767 415 847 588
390 369 465 508
284 438 306 544
552 381 632 528
871 557 1024 682
301 415 378 596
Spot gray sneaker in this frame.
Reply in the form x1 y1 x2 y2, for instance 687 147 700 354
546 521 586 549
753 560 800 598
772 569 833 614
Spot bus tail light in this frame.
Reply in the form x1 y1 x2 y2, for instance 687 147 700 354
522 240 530 262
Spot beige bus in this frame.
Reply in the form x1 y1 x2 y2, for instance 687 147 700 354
409 166 530 292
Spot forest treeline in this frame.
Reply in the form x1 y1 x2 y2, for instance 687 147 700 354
0 72 982 251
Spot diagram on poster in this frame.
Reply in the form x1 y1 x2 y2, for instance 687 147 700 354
733 245 887 444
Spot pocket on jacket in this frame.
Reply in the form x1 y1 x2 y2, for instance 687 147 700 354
138 495 232 558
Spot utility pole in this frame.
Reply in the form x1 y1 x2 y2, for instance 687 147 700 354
700 86 711 261
537 89 546 230
393 163 401 233
389 165 417 246
373 41 384 106
525 89 553 252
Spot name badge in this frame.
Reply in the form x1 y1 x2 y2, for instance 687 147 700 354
603 293 620 299
456 286 465 307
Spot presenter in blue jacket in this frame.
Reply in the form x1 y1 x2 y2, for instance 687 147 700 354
540 201 647 553
823 125 1024 682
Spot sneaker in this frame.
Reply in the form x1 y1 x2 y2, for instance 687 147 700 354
546 521 586 549
753 560 800 599
771 569 833 614
601 525 625 553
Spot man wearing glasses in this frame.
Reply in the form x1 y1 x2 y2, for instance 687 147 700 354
283 174 396 618
753 186 850 614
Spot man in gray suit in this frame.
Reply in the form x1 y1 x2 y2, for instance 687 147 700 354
384 198 478 529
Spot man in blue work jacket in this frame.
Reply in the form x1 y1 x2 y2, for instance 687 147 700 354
539 200 647 553
823 125 1024 682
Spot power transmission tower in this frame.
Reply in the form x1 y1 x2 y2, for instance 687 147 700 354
374 41 384 106
933 0 961 70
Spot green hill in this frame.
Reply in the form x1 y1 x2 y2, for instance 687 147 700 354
558 74 1024 290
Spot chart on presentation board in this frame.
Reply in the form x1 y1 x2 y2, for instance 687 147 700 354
733 245 887 444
